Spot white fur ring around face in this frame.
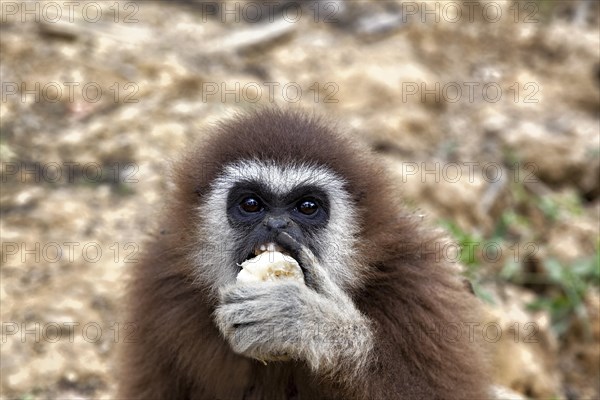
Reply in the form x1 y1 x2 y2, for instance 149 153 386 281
237 251 305 284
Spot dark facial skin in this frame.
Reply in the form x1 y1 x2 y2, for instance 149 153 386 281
226 181 330 267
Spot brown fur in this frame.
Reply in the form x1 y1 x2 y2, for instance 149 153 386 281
118 109 490 399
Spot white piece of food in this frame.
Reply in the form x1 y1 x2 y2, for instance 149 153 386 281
237 251 304 284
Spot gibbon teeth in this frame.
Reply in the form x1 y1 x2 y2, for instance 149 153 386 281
237 251 304 284
253 242 284 256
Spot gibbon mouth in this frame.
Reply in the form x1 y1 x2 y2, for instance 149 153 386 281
253 242 286 256
241 242 293 265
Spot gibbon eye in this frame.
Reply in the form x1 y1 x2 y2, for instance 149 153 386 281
240 197 262 213
298 199 318 215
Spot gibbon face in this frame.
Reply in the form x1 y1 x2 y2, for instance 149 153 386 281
174 109 388 295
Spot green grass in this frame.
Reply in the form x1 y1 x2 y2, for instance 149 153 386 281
438 182 598 337
526 252 599 336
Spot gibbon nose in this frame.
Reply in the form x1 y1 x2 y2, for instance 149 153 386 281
265 216 289 231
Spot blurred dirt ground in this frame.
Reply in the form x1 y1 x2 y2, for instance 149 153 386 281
0 1 599 399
